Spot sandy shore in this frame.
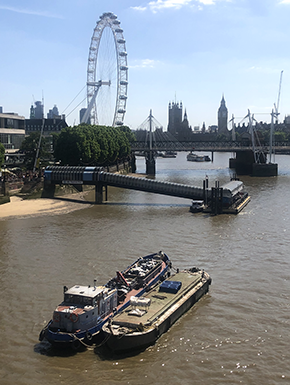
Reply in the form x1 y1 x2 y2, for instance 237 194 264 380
0 194 92 220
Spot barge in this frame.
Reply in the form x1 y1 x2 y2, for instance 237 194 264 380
101 267 211 354
39 251 171 350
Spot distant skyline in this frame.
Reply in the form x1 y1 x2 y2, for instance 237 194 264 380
0 0 290 130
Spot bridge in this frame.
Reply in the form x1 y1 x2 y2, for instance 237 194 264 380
131 129 290 153
43 166 244 214
130 128 287 176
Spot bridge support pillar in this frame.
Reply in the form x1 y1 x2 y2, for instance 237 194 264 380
131 153 136 173
145 150 156 175
95 183 107 204
146 158 156 175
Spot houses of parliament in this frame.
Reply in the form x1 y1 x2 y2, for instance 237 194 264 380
167 96 228 140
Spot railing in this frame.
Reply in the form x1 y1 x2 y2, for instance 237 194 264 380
131 141 290 152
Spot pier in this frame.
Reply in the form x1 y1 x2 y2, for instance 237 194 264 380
43 166 250 214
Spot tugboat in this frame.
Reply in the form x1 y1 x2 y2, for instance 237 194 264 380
39 251 171 350
101 267 211 354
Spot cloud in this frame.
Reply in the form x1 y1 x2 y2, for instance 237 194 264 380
130 59 161 69
247 66 281 75
131 0 216 13
131 6 147 11
0 5 64 19
279 0 290 3
149 0 193 12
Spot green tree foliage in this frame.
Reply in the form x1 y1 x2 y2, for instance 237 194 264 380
274 131 287 142
119 125 136 143
0 142 5 166
20 132 50 169
54 124 132 166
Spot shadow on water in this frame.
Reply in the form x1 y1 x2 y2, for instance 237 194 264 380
33 341 83 357
104 202 190 207
52 197 94 205
34 340 146 360
51 197 190 208
94 345 148 361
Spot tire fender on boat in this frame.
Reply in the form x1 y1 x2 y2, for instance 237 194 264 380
85 331 93 341
70 312 79 323
72 339 81 351
39 329 46 342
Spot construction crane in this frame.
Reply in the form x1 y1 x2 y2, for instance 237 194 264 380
273 70 283 124
270 70 283 163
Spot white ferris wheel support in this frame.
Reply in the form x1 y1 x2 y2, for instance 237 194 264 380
81 12 128 126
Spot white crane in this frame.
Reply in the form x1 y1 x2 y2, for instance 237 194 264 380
270 70 283 163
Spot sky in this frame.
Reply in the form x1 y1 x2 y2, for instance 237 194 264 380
0 0 290 130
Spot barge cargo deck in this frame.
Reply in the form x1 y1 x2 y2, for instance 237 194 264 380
101 267 211 354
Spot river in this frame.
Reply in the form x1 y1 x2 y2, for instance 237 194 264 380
0 152 290 385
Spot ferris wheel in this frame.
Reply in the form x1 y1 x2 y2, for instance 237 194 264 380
81 12 128 126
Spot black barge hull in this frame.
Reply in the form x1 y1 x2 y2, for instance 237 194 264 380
102 270 211 353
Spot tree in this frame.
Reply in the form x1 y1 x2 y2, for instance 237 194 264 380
20 132 50 170
54 124 132 166
0 142 5 166
54 125 101 165
119 125 136 143
274 131 287 142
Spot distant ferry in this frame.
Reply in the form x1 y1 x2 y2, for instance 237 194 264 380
187 152 211 162
161 151 177 158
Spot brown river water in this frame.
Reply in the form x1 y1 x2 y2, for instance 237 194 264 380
0 152 290 385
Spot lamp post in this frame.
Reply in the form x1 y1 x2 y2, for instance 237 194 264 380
2 165 7 196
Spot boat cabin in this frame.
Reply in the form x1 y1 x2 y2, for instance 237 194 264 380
51 285 117 332
221 180 246 207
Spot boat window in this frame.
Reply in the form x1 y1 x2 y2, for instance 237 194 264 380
64 294 93 306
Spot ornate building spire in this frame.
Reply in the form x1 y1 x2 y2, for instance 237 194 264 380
218 94 228 134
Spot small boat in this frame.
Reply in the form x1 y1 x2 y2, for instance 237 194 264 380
162 151 177 158
190 200 205 213
101 267 211 354
39 251 171 350
187 152 204 162
187 152 211 162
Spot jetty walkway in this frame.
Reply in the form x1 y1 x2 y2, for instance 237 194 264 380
43 166 211 203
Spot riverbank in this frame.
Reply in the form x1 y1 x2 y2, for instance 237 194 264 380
0 169 144 219
0 192 92 220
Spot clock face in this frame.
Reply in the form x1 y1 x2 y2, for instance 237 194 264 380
222 111 226 117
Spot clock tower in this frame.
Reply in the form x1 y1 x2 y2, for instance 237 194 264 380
218 95 228 134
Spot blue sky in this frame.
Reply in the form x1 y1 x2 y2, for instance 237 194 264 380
0 0 290 130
